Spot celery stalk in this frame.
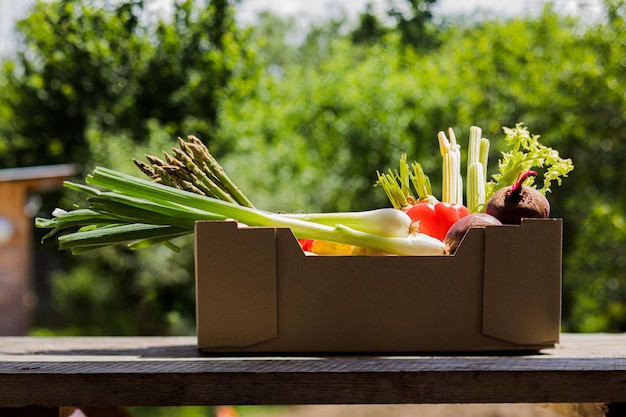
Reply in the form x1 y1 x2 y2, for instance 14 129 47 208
466 126 489 213
438 128 462 205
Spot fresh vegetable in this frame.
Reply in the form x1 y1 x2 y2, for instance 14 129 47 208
466 126 490 213
485 123 574 202
134 135 255 208
309 240 354 256
37 167 444 256
298 238 315 252
376 153 433 209
281 208 412 238
300 239 393 256
406 201 470 241
438 128 463 205
299 239 392 256
37 124 572 259
335 224 444 256
486 170 550 225
443 213 502 255
376 135 470 242
349 246 391 256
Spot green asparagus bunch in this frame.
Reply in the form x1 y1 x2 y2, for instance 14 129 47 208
133 136 255 208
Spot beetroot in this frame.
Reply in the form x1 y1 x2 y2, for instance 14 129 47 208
486 170 550 225
444 213 502 255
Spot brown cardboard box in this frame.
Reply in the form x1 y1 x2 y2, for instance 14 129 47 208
195 218 562 353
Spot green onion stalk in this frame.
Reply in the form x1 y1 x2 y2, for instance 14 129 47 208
376 154 437 209
37 167 445 256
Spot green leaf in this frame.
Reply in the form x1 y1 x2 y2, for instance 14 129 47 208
485 123 574 202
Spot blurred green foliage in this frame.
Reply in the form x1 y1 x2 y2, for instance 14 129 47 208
1 0 625 335
0 0 251 167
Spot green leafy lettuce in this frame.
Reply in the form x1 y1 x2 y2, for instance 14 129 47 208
485 123 574 203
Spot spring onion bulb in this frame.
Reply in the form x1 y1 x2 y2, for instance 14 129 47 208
281 208 412 238
334 224 445 256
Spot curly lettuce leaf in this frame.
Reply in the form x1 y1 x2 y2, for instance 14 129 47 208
485 123 574 202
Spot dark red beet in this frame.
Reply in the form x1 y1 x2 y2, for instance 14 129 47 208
485 170 550 225
444 213 502 255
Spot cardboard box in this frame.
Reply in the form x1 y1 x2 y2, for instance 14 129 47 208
195 218 562 353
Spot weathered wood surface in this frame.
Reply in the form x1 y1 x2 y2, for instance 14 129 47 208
0 333 625 408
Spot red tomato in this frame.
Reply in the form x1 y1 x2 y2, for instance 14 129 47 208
406 202 470 241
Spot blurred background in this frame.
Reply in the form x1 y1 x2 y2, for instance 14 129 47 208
0 0 624 415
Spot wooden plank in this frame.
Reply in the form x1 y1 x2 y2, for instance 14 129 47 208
0 164 77 184
0 408 59 417
0 334 624 408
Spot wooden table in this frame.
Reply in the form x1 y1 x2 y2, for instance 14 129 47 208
1 333 625 415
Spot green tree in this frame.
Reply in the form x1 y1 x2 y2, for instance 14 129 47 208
388 0 441 49
564 203 626 332
351 3 388 44
1 0 151 167
0 0 249 169
350 0 441 48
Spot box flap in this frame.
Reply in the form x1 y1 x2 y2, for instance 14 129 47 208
195 221 278 348
482 218 562 345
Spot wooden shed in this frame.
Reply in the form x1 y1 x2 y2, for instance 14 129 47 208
0 164 77 335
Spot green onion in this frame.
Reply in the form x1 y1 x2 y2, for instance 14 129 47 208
86 167 340 240
280 208 412 238
334 224 444 256
58 223 191 253
37 167 445 256
409 162 432 200
376 154 436 209
36 208 125 241
376 169 408 209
